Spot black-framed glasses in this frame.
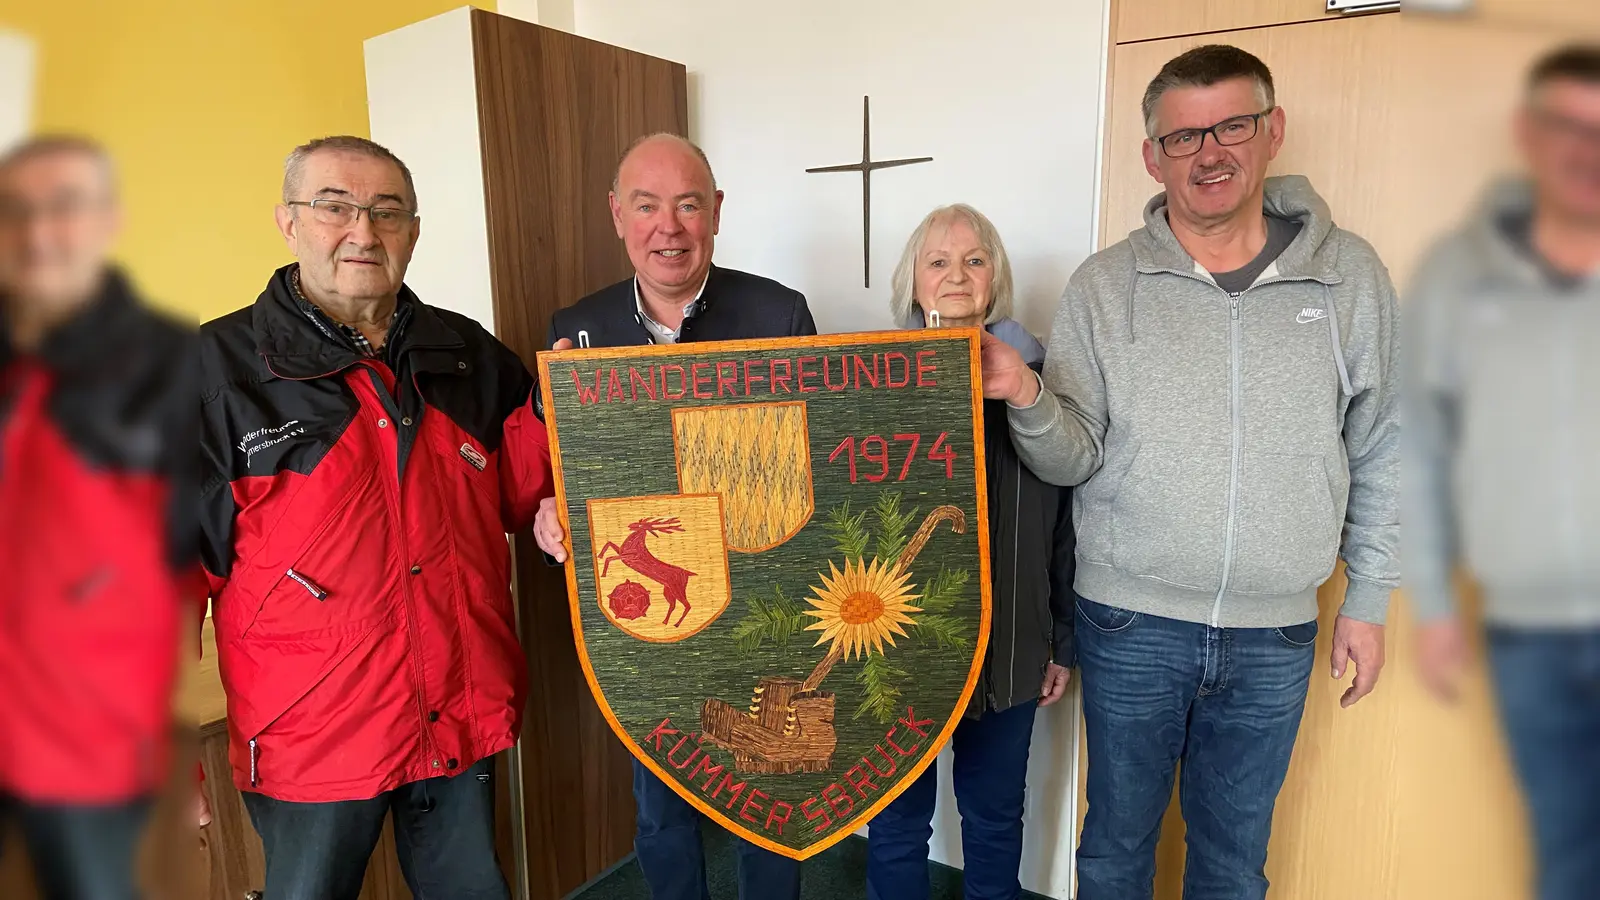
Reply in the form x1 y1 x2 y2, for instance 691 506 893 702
1154 108 1275 158
287 198 416 233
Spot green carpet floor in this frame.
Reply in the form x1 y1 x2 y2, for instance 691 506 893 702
567 829 1050 899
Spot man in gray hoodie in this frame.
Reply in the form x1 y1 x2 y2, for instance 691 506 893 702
980 45 1399 900
1406 45 1600 900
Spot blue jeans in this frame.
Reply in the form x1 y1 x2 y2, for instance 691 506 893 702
241 756 507 900
866 700 1038 900
633 759 801 900
1488 627 1600 900
1074 597 1316 900
0 794 152 900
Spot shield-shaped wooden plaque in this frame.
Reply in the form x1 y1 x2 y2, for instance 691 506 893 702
537 330 992 860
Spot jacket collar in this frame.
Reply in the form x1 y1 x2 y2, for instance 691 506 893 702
252 264 464 381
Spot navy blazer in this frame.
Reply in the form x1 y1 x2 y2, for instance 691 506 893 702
546 265 817 350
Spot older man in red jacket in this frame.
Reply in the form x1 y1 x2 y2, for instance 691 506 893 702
199 136 553 900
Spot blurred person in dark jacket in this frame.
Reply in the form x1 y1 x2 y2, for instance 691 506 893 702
1406 45 1600 900
0 135 195 900
865 204 1075 900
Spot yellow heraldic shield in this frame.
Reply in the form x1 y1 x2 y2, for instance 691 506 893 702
671 401 814 552
587 494 733 642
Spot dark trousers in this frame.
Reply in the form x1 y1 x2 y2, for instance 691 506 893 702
1488 626 1600 900
241 756 507 900
0 794 152 900
632 759 801 900
866 700 1038 900
1074 597 1316 900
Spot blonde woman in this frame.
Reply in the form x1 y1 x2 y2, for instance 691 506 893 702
868 205 1076 900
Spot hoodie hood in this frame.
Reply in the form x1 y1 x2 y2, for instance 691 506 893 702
1456 176 1576 291
1129 174 1342 284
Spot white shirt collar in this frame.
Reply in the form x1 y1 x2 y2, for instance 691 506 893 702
633 272 711 344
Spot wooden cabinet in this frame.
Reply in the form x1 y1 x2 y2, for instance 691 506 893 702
367 11 689 896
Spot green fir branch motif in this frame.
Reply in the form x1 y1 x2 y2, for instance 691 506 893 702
918 566 969 614
825 501 871 563
853 653 909 724
732 585 804 654
913 614 971 651
874 491 918 567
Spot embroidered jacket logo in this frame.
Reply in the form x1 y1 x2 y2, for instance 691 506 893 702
460 443 488 472
237 420 304 463
1296 307 1328 324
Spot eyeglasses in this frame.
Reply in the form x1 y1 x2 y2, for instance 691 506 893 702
1154 109 1275 159
287 198 416 233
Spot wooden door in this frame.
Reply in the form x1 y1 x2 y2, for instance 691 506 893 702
467 11 689 898
1096 8 1569 899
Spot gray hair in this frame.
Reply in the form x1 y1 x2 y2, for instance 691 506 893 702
611 132 718 195
0 134 117 198
283 135 417 210
1141 44 1275 139
889 204 1015 328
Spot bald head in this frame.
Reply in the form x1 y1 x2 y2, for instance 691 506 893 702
0 135 121 311
608 132 723 308
612 133 717 196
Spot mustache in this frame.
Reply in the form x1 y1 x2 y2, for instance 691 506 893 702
1191 163 1238 180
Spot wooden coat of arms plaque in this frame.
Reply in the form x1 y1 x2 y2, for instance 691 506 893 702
537 330 992 859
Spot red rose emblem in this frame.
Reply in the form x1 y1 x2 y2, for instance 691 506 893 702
608 580 651 621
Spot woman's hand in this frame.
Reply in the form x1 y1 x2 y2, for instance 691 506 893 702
1038 662 1072 707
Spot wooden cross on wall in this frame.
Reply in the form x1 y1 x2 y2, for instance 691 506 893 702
806 96 933 288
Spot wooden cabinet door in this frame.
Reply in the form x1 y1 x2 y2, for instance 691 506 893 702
1115 0 1391 45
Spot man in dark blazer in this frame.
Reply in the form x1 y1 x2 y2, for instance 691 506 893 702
535 133 815 900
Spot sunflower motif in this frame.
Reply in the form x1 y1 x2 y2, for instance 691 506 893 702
802 557 922 661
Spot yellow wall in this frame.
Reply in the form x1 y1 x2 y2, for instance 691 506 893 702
3 1 493 322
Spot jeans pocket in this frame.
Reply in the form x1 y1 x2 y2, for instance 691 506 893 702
1272 618 1320 648
1075 597 1142 634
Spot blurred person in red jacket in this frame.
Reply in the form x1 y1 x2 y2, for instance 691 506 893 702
198 136 554 900
1406 45 1600 900
0 136 195 899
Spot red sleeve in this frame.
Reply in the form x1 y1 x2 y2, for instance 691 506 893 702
499 395 555 533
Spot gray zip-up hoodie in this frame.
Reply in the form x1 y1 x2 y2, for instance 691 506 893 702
1008 175 1400 627
1404 178 1600 628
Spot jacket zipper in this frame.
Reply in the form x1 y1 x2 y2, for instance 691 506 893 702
1212 293 1244 627
362 368 440 770
1007 466 1020 705
249 737 259 787
285 567 329 601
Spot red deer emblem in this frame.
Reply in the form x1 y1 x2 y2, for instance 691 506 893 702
598 517 697 627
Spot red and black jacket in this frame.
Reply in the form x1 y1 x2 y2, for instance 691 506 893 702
199 265 553 802
0 270 195 804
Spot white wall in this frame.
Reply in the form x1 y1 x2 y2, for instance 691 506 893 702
366 8 497 331
0 27 36 152
572 2 1109 895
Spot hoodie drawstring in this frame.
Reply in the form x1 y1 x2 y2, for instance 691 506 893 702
1127 271 1139 343
1324 284 1354 397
